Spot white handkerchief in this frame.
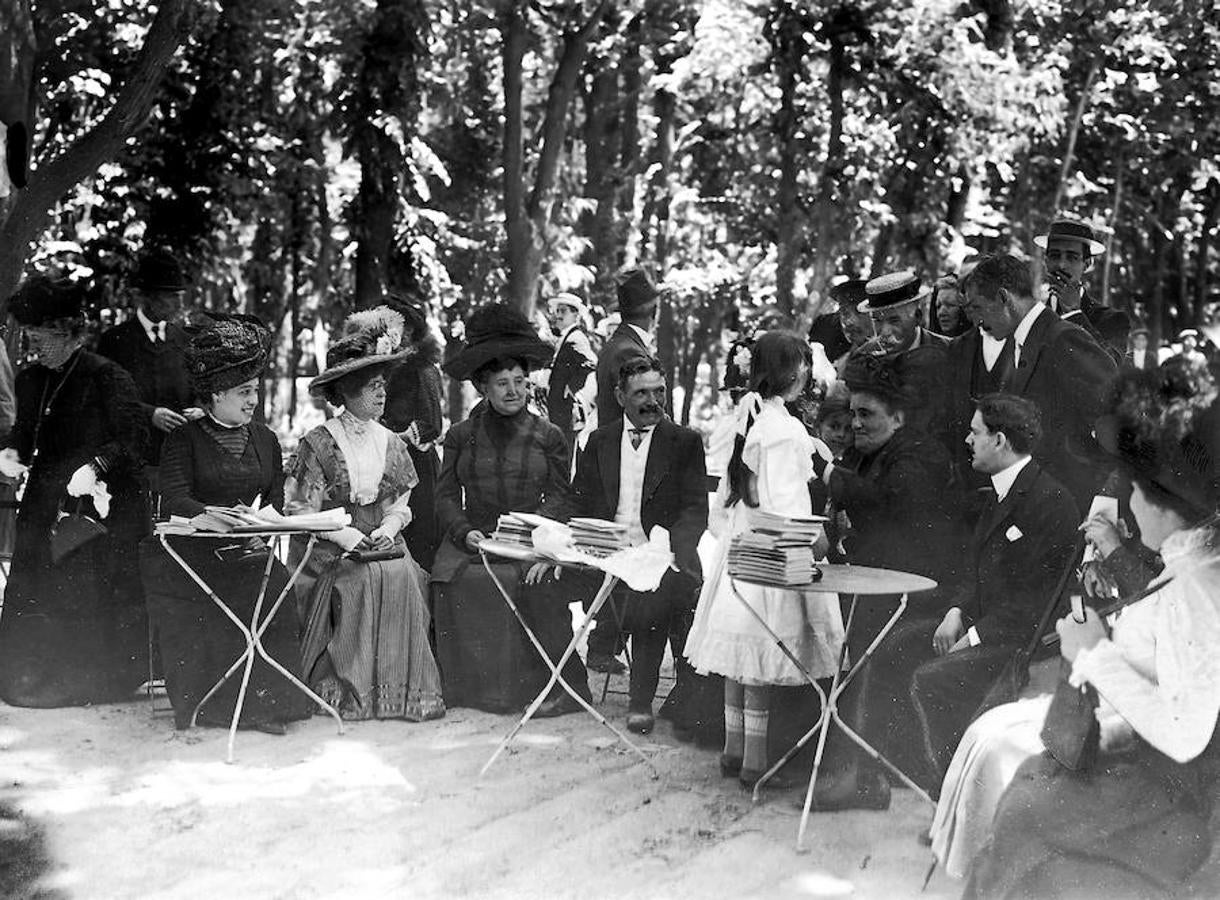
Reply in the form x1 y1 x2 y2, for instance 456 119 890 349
1005 524 1023 542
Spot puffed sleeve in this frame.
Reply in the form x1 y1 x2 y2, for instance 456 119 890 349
284 436 327 516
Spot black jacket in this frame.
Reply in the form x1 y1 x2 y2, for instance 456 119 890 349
595 324 650 425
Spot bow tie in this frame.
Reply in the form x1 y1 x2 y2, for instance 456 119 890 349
628 427 650 449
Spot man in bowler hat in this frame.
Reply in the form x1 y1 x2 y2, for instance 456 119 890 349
97 249 201 478
595 268 660 426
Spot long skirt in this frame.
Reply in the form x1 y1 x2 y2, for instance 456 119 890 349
0 506 147 708
141 538 314 730
965 741 1218 898
931 695 1051 879
296 536 444 722
431 559 549 714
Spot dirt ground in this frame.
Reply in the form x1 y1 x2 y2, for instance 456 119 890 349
0 675 962 900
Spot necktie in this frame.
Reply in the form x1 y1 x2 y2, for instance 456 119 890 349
629 427 647 449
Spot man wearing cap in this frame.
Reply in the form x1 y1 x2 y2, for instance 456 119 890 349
97 249 201 476
1172 328 1208 366
852 271 949 440
1035 217 1130 360
811 278 871 371
961 253 1117 510
545 293 597 450
595 268 660 426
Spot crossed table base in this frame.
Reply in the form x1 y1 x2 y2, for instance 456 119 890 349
728 564 938 850
477 539 658 777
157 530 345 763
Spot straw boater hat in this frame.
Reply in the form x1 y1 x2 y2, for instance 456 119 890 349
547 292 589 319
9 275 87 327
185 314 272 396
1095 358 1220 514
309 306 409 396
1034 218 1106 257
858 271 929 315
442 302 552 381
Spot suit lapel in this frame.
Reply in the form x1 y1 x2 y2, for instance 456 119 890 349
600 420 624 513
1008 309 1052 395
978 460 1039 543
642 420 674 502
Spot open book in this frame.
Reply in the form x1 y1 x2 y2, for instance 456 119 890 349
156 505 351 536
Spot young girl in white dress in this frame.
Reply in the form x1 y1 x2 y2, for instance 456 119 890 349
685 330 845 788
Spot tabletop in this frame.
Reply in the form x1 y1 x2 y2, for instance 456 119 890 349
478 538 612 574
731 563 937 596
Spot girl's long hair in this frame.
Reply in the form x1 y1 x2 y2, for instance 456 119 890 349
726 330 808 507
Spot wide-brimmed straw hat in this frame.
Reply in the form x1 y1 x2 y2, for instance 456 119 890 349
310 306 409 395
442 302 552 381
1034 218 1106 257
858 271 929 314
1095 357 1220 513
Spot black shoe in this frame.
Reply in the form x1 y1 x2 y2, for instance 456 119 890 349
719 754 743 777
534 694 584 718
626 710 655 734
252 721 289 736
586 652 626 674
808 768 891 812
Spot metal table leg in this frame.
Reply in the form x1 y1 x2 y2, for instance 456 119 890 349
159 534 344 763
479 551 658 777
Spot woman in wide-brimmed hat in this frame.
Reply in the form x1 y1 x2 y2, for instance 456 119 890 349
139 313 314 732
284 307 444 722
431 303 591 716
0 275 150 708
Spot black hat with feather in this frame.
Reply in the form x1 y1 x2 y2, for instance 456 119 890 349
442 302 552 381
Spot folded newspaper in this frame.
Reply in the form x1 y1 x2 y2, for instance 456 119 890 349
155 505 351 536
531 520 673 593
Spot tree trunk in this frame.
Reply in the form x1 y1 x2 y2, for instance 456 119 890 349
0 0 197 307
1193 183 1219 325
1100 151 1124 307
502 0 609 315
580 63 619 308
1048 59 1098 219
771 3 805 320
804 20 847 325
351 0 428 309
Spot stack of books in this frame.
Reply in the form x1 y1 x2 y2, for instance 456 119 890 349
568 517 631 558
492 513 535 549
727 512 826 586
156 506 349 536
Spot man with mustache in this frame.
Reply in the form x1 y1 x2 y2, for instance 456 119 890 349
566 356 708 735
1034 217 1129 361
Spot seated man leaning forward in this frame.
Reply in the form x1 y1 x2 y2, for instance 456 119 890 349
909 393 1078 787
556 356 708 735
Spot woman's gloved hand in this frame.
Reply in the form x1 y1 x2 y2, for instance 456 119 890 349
0 448 28 480
66 463 100 497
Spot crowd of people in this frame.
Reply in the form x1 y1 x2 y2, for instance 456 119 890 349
0 214 1217 898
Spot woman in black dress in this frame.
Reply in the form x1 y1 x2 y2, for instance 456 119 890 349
0 276 150 707
140 316 312 732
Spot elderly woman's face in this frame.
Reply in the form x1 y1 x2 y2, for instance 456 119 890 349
24 324 81 369
851 392 903 455
479 364 528 416
343 373 387 422
211 377 260 427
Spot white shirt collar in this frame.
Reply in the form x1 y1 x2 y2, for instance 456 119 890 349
990 455 1032 502
980 329 1005 369
627 322 655 351
1012 302 1047 351
135 306 164 343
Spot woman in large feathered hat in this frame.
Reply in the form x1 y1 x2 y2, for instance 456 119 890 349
432 302 591 716
285 305 445 722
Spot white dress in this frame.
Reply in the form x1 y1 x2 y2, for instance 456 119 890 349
684 396 844 685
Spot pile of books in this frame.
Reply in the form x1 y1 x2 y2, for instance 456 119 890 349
727 512 826 586
568 517 631 558
156 505 349 536
491 513 536 549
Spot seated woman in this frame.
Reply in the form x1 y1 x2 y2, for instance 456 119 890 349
142 315 313 732
287 307 444 722
432 303 590 716
0 276 149 707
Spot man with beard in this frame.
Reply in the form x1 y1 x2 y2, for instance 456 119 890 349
563 357 708 735
1034 217 1129 360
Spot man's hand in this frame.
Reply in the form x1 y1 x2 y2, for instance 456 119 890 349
1046 270 1083 313
465 529 488 552
524 562 561 584
152 407 188 433
933 608 965 656
182 407 205 422
1057 606 1106 663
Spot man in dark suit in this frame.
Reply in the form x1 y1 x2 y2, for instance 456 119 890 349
545 293 596 449
594 268 658 426
909 394 1079 785
961 253 1117 511
1125 325 1158 371
569 356 708 734
97 249 200 477
1034 217 1130 361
